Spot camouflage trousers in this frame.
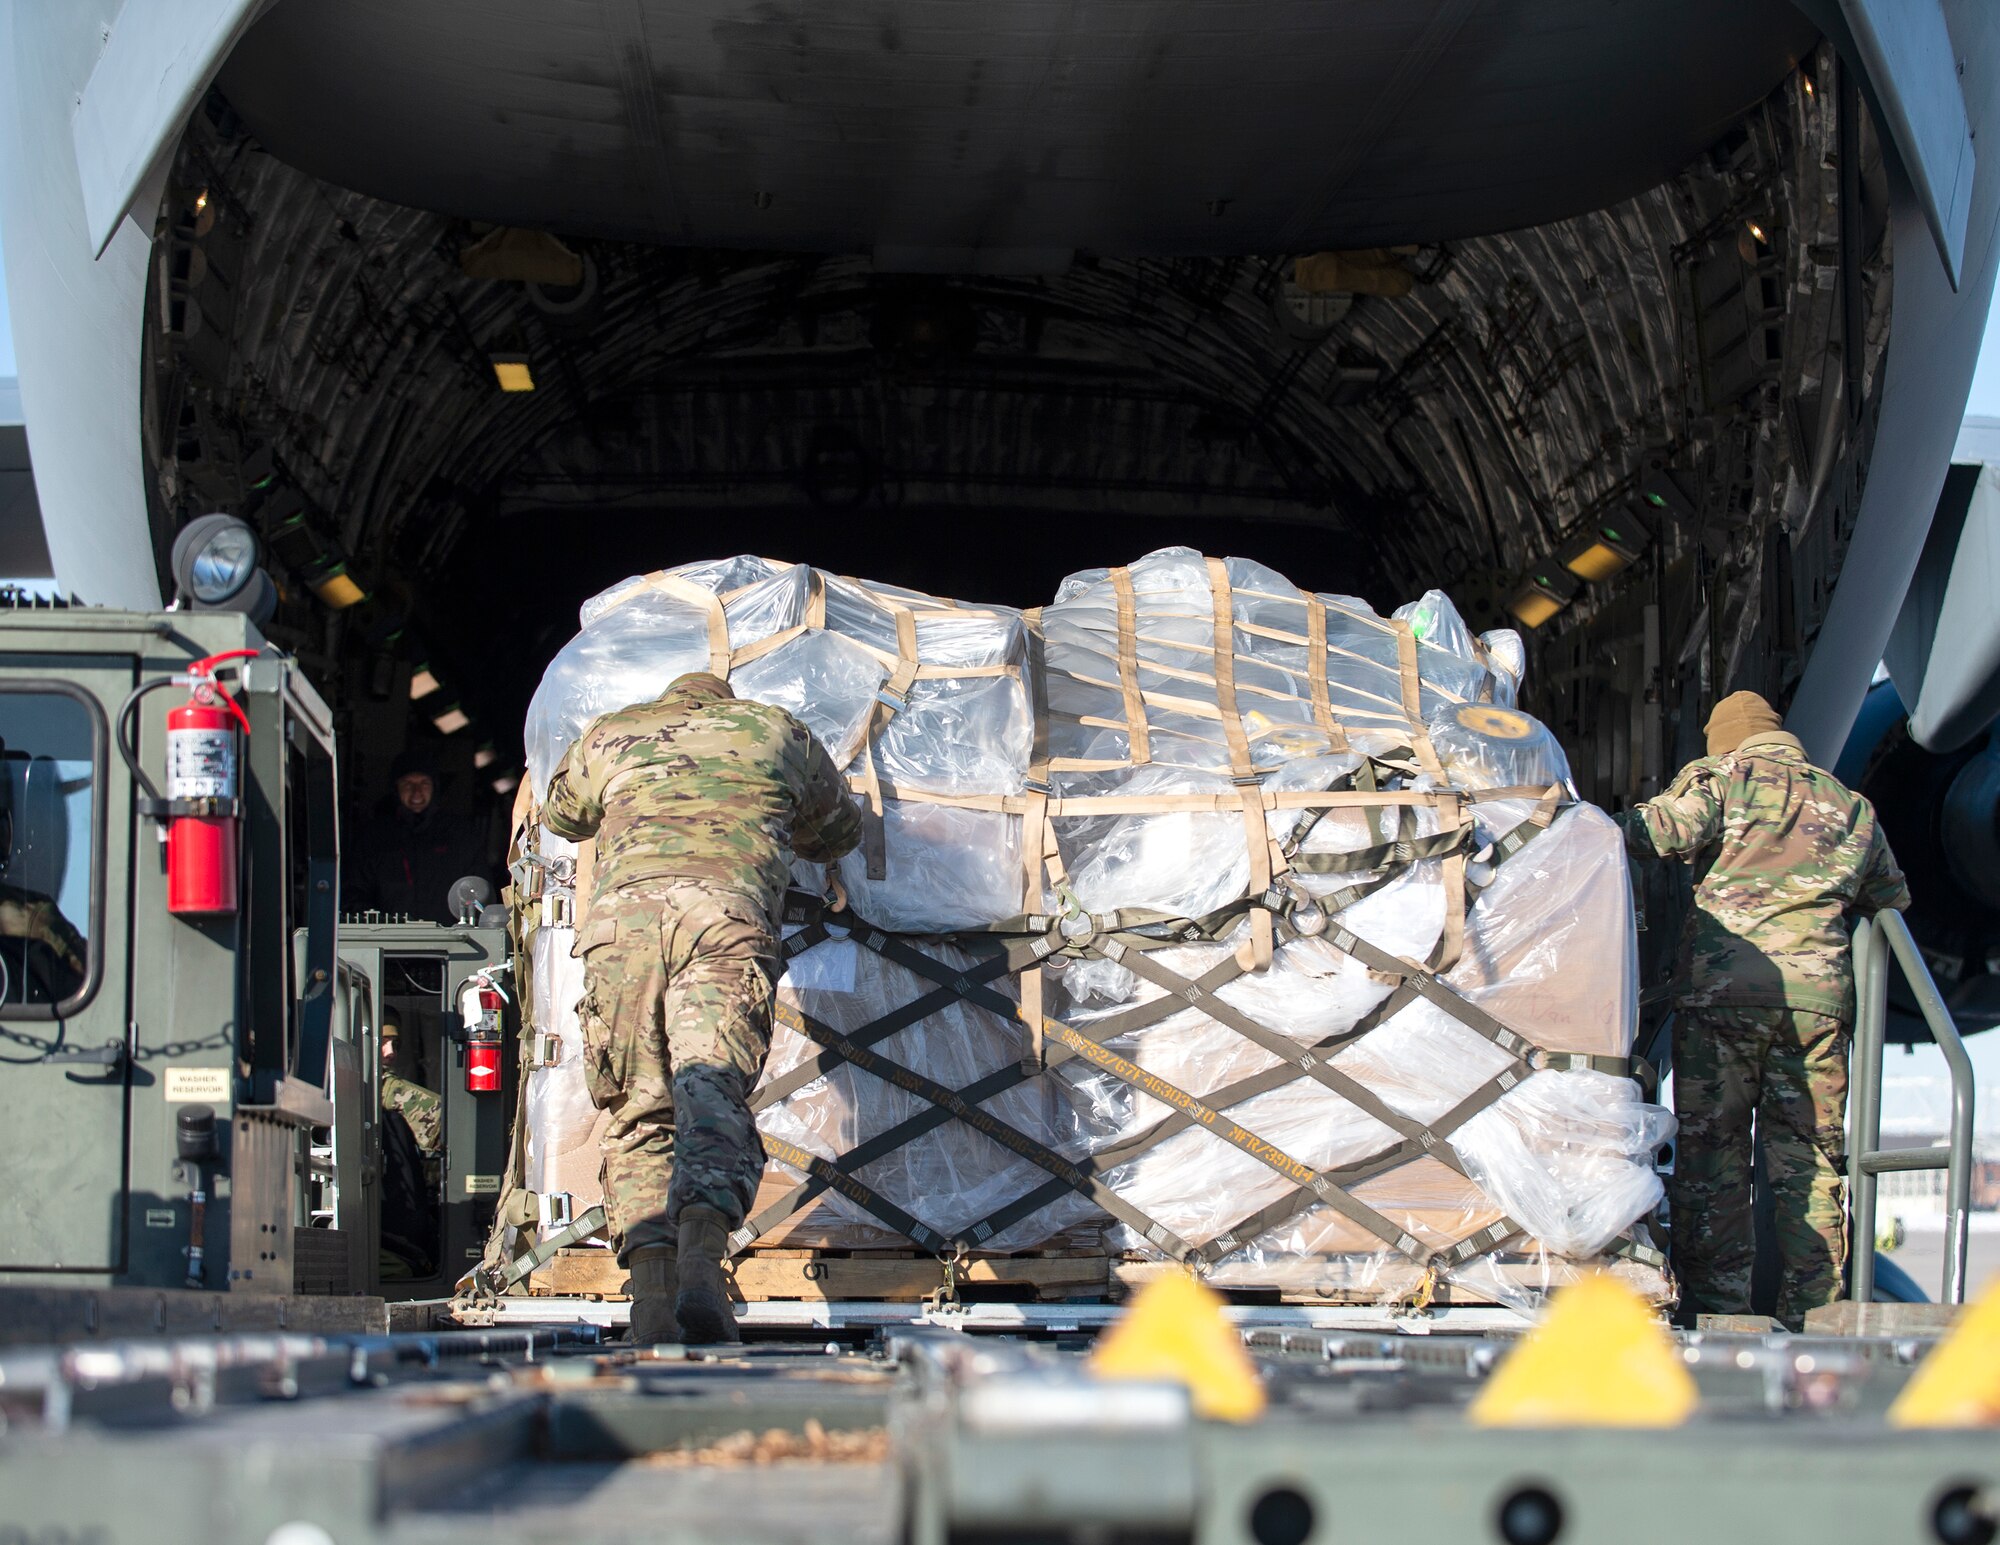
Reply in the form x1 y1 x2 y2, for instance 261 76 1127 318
574 880 779 1262
1671 1005 1849 1327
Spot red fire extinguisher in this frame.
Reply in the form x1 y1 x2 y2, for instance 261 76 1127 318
459 966 511 1092
164 650 258 917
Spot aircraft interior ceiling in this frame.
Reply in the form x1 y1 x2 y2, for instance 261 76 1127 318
143 42 1886 825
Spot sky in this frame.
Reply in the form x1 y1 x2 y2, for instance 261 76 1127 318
0 212 13 376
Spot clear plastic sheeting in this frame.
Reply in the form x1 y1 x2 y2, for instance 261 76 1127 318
727 629 885 769
512 549 1672 1305
834 802 1025 933
1425 701 1574 797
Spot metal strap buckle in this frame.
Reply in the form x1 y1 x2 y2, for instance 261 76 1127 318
537 1192 574 1231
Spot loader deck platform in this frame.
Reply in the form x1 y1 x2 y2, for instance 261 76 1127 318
0 1300 1987 1545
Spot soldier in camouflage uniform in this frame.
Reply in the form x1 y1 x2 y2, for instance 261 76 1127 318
379 1015 443 1154
543 672 861 1343
377 1013 443 1278
1620 690 1909 1327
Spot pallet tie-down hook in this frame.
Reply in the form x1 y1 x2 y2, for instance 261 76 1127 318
928 1243 970 1311
1400 1262 1442 1319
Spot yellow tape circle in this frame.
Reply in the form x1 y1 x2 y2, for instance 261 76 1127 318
1454 705 1536 741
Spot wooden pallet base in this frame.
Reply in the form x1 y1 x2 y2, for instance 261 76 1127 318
529 1245 1671 1308
530 1247 1110 1304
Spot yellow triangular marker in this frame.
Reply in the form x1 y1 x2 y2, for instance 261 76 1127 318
1090 1273 1266 1422
1468 1274 1696 1428
1890 1274 2000 1428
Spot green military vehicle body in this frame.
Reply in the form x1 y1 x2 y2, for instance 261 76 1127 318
0 604 517 1312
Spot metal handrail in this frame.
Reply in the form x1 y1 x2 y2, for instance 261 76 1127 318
1847 911 1976 1304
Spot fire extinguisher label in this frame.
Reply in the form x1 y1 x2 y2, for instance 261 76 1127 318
168 730 235 798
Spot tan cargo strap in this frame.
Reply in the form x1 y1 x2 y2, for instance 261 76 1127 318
1021 609 1055 1061
647 572 732 679
1392 619 1447 783
1110 567 1152 765
1304 594 1349 753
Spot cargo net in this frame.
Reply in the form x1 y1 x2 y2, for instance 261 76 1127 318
499 549 1673 1311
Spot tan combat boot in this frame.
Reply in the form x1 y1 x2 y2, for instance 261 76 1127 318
675 1205 741 1344
626 1243 681 1344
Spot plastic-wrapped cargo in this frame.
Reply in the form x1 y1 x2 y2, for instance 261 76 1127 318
503 547 1673 1309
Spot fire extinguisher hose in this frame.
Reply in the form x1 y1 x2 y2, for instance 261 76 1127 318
115 678 183 809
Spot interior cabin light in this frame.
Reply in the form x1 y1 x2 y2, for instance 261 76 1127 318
1559 508 1653 583
409 665 441 700
474 744 498 769
1634 455 1696 523
491 771 520 795
307 565 367 610
1746 221 1769 245
431 703 471 735
1507 566 1579 630
490 352 535 392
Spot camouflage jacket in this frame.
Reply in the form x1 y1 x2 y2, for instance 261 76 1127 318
381 1071 443 1155
0 883 87 1002
542 673 863 920
1618 732 1909 1016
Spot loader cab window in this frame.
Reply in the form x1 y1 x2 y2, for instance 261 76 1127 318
0 688 103 1015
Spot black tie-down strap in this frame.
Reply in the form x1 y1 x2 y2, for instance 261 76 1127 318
750 912 1508 1274
741 791 1645 1284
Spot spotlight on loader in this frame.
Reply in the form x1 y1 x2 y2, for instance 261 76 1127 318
172 514 261 608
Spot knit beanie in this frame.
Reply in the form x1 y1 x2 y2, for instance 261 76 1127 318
1704 690 1784 757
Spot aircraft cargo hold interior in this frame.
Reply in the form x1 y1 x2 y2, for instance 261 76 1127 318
141 7 1864 835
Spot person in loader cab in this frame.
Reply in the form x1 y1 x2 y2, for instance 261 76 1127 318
542 673 861 1344
346 747 493 924
1618 690 1909 1328
0 767 87 1005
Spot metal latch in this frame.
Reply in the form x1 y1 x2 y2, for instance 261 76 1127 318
45 1038 125 1075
